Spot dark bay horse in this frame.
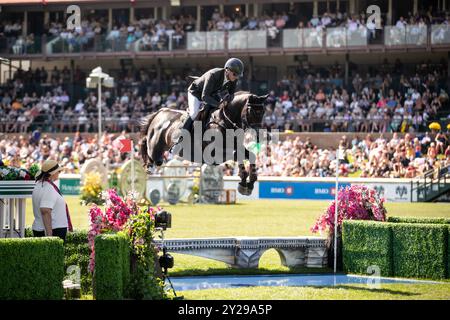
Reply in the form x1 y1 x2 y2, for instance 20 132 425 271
139 91 268 195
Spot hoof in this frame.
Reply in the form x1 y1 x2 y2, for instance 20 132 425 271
238 183 253 196
155 160 163 167
146 165 156 175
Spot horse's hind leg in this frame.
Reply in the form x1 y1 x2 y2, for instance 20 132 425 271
149 131 165 167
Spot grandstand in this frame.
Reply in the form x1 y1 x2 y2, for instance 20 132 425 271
0 0 449 181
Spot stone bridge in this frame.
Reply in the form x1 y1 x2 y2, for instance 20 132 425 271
154 237 328 269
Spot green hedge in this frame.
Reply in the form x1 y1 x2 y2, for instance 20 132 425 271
26 228 92 294
94 232 130 300
64 230 92 294
343 219 449 279
387 216 450 224
342 220 393 277
0 237 64 299
392 223 448 280
387 217 450 279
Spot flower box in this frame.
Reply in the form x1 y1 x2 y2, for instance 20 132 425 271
0 166 36 181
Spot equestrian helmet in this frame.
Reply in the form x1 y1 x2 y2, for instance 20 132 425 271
224 58 244 77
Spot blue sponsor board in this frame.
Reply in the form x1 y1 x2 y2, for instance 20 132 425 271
259 181 351 200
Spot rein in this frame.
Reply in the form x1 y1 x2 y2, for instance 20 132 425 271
220 101 265 130
221 107 240 129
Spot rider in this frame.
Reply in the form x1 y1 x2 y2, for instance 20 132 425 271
174 58 244 144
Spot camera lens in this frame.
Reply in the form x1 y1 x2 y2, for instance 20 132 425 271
159 253 174 269
154 210 172 230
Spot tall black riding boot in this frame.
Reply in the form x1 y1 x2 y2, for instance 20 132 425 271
176 116 193 144
182 116 193 133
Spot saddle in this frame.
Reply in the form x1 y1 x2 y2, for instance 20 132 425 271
178 104 219 133
197 105 218 130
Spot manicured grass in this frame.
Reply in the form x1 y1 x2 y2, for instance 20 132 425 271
79 283 450 300
180 283 450 300
25 198 450 236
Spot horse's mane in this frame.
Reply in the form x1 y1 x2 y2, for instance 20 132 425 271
234 91 250 96
222 91 251 110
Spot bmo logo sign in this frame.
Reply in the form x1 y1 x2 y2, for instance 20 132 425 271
315 187 336 195
270 186 294 196
260 182 351 199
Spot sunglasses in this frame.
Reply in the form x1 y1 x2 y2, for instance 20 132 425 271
227 69 240 77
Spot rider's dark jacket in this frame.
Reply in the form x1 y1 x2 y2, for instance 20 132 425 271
188 68 237 108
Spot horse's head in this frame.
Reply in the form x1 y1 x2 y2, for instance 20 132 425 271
242 93 269 130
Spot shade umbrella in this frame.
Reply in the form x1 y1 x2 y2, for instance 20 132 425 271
428 122 441 130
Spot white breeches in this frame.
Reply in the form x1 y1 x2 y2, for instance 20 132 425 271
188 92 202 120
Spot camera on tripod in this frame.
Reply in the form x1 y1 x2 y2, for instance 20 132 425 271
155 209 174 272
159 247 174 270
155 210 172 230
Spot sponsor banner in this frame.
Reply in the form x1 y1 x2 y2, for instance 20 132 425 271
51 174 413 202
351 182 411 202
259 181 351 200
59 178 80 195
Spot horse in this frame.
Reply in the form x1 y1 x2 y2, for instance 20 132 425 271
139 91 268 196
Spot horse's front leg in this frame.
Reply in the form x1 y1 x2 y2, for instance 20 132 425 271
247 163 258 193
237 162 249 196
237 148 257 196
245 148 257 195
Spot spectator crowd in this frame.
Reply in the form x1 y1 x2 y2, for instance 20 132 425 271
254 132 450 178
0 58 448 135
1 6 449 54
1 130 449 180
0 131 134 174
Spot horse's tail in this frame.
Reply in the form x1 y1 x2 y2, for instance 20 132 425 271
139 112 158 166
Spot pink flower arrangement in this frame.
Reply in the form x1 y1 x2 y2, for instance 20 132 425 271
87 189 160 273
311 185 387 236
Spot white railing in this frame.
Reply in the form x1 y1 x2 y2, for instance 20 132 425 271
8 24 450 57
431 24 450 44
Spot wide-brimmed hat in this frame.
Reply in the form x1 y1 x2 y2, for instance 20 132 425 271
36 159 64 177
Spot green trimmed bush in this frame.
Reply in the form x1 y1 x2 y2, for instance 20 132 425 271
26 228 92 294
387 217 450 278
392 223 448 280
448 228 450 279
342 220 393 277
64 230 92 294
387 216 450 224
94 232 130 300
0 237 64 299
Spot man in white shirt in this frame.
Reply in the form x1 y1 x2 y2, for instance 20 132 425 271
396 17 406 28
315 103 326 118
321 13 332 27
74 99 84 113
411 90 421 102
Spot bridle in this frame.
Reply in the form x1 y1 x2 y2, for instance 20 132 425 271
221 101 265 130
